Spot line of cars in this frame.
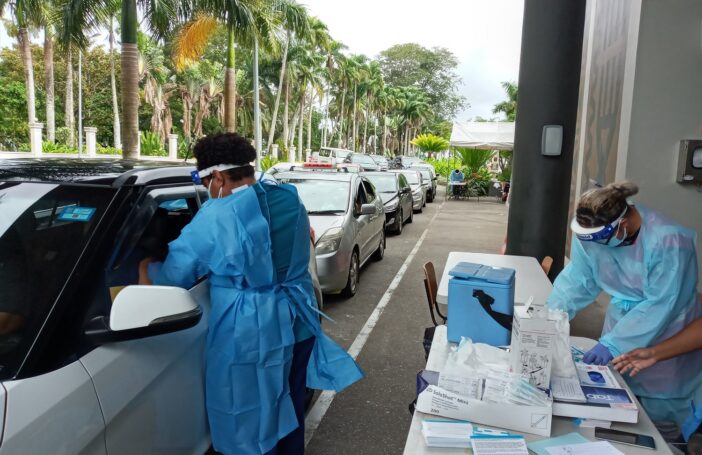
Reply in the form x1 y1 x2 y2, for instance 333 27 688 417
269 150 437 299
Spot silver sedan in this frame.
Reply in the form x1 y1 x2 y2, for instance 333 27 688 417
276 170 386 297
391 169 426 213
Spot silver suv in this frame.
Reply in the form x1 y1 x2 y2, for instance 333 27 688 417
276 170 386 297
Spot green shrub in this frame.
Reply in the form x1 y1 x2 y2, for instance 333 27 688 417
140 131 166 156
42 141 78 154
178 136 194 159
498 167 512 182
261 155 279 171
97 145 121 155
54 127 71 145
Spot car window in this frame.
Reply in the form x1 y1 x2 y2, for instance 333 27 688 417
0 182 116 380
281 178 350 214
319 149 331 158
365 174 397 193
402 171 420 185
362 180 376 202
353 154 376 165
399 174 409 190
354 182 367 213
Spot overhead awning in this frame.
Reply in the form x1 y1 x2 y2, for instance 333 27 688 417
449 121 515 150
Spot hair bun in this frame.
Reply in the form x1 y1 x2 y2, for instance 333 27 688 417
606 181 639 199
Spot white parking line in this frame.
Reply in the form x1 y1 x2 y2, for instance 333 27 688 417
304 201 445 447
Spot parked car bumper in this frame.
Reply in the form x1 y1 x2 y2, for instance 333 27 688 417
412 194 424 210
316 249 352 293
384 210 399 228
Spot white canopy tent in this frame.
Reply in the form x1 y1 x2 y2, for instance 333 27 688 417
449 121 515 150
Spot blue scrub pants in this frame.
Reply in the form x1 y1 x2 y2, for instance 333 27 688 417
264 336 316 455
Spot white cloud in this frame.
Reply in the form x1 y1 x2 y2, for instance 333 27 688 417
302 0 524 120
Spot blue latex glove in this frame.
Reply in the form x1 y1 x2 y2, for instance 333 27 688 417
583 343 613 365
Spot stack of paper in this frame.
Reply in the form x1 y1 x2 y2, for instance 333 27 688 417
421 420 473 448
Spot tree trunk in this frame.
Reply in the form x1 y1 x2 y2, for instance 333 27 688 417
121 0 139 158
44 26 55 142
109 17 122 149
336 86 346 147
65 47 75 147
298 88 305 161
267 31 289 152
362 97 369 153
283 76 290 150
307 91 313 152
290 104 301 157
382 108 387 153
224 26 237 132
78 50 83 154
253 38 262 169
18 27 37 126
352 83 357 150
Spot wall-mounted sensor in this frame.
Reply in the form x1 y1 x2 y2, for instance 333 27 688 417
677 140 702 184
541 125 563 156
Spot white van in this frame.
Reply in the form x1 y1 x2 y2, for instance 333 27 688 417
315 147 354 166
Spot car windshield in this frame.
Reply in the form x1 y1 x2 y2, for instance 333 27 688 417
365 175 397 193
0 182 115 379
337 151 350 161
351 154 375 165
401 171 420 185
281 178 349 214
417 170 431 181
371 156 388 165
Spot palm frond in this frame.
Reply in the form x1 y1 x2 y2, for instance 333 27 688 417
173 13 219 71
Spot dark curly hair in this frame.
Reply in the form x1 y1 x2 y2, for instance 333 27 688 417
193 133 255 182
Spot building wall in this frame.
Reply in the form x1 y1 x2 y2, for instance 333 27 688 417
624 0 702 286
568 0 702 287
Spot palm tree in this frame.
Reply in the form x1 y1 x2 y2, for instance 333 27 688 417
44 18 55 142
492 81 518 121
1 0 42 127
174 0 260 137
265 0 308 153
361 60 383 153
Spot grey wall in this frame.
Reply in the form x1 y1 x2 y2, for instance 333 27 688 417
625 0 702 287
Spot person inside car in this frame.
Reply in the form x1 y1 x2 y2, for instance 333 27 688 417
138 133 363 455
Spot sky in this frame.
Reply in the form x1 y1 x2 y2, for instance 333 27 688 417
0 0 524 121
302 0 525 121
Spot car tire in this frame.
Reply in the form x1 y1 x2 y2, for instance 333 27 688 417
407 207 414 224
341 250 360 298
373 230 385 261
395 209 403 234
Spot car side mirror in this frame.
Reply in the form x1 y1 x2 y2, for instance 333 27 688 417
402 187 411 194
85 286 202 344
360 203 376 216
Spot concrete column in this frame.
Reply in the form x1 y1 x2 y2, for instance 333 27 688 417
305 148 311 162
136 131 141 158
29 123 43 157
271 144 279 160
168 134 178 160
505 0 586 279
84 127 97 157
289 146 296 164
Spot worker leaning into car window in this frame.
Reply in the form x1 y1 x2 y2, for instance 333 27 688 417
138 133 363 455
546 181 702 429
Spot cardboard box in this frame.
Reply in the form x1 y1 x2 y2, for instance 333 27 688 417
509 304 558 389
415 385 553 437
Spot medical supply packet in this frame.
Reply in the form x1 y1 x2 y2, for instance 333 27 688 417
509 302 558 389
552 363 638 423
421 419 473 448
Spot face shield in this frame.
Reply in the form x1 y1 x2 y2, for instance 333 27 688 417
190 163 248 186
571 206 628 245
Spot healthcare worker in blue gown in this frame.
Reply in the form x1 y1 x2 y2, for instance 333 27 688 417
547 181 702 428
140 133 364 454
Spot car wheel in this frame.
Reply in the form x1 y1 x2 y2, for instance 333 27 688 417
395 210 403 234
373 230 385 261
342 250 360 298
407 207 414 224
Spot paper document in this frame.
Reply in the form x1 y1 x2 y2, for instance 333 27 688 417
545 441 624 455
527 433 590 455
551 376 587 403
437 372 484 399
471 436 529 455
421 419 473 448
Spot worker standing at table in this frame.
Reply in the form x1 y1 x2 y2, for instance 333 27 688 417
546 181 702 428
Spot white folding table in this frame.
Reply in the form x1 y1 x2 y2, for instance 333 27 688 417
404 252 671 454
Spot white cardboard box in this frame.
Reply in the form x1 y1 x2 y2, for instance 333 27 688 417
510 305 558 389
415 385 553 437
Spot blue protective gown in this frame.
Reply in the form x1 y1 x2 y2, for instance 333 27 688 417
150 182 364 454
547 206 702 425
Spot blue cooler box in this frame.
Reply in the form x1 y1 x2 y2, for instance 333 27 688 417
447 262 516 345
